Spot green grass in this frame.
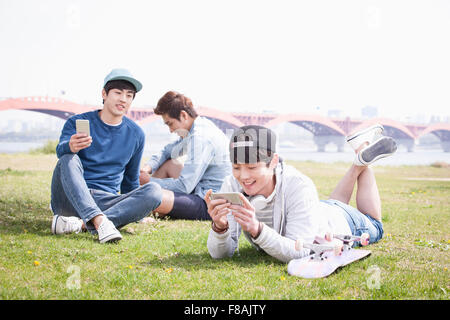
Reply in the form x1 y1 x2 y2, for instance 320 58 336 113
0 154 449 299
28 140 58 155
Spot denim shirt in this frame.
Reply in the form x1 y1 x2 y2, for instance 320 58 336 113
147 116 231 198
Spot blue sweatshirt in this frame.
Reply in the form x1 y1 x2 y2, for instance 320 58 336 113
56 110 145 195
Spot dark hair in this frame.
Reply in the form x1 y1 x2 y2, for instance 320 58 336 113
103 80 137 103
154 91 198 120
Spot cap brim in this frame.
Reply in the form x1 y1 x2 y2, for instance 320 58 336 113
108 76 143 92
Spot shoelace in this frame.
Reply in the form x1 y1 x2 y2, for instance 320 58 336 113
98 219 114 234
98 219 121 241
64 218 81 233
98 221 106 233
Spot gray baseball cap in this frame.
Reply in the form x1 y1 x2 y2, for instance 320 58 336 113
103 68 143 92
229 125 277 164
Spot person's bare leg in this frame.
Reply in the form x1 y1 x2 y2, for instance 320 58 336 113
355 166 382 221
152 160 180 217
329 165 365 204
153 189 175 217
329 142 382 221
140 189 175 222
152 159 183 179
140 159 181 222
329 142 368 203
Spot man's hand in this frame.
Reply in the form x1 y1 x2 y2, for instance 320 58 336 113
229 194 261 238
69 133 92 153
139 165 152 185
205 189 230 231
141 164 152 174
139 170 151 185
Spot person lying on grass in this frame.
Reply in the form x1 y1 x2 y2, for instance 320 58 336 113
205 124 397 263
50 69 163 243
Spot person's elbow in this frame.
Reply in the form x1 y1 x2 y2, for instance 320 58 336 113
207 240 234 260
207 246 231 260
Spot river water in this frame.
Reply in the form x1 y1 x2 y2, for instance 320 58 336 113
1 141 449 166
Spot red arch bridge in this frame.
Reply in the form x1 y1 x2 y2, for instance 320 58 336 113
1 96 449 152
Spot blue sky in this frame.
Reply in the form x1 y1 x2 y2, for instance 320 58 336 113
1 0 449 120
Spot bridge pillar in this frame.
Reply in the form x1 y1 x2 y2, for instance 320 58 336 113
441 141 450 152
334 136 346 152
396 138 415 152
313 136 327 152
313 135 346 152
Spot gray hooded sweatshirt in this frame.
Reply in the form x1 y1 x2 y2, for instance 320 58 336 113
207 162 351 263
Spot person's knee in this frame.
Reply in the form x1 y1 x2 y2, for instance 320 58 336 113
168 158 184 169
141 182 163 209
53 154 82 187
163 159 183 178
57 154 84 178
59 153 82 168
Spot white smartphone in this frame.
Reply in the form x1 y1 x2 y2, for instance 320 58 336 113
76 119 90 136
210 192 243 206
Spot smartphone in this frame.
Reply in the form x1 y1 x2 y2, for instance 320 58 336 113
210 192 243 206
76 119 90 136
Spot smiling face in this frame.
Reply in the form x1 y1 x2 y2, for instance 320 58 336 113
162 111 193 138
101 88 135 123
232 155 278 197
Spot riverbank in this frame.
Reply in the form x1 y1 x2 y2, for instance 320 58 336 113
1 140 449 166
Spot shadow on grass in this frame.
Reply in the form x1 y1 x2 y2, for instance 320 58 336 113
0 212 284 271
140 246 282 272
0 214 52 236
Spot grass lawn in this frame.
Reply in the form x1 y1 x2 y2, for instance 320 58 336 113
0 153 448 300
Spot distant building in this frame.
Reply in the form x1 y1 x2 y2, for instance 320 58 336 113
411 114 427 124
361 106 378 118
429 115 441 124
327 109 341 118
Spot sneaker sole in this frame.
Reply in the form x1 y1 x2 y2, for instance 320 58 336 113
346 124 384 143
99 234 123 244
359 137 397 165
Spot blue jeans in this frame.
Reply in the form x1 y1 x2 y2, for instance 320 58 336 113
51 154 162 233
321 199 384 245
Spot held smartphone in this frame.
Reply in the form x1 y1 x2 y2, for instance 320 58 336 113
76 119 90 136
210 192 243 206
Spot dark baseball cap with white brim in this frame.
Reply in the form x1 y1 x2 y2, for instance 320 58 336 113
229 125 277 164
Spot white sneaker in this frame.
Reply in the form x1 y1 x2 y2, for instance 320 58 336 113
346 124 384 151
97 216 122 243
354 136 397 166
51 215 83 235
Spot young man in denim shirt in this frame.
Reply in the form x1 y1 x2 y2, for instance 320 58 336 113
140 91 231 220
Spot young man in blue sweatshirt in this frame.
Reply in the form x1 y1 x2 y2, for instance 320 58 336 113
50 69 163 243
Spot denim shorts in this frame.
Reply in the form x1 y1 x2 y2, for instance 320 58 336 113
168 192 211 221
320 199 384 245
